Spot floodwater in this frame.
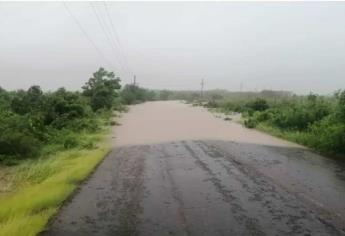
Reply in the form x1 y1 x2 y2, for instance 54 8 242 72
44 101 345 236
114 101 299 147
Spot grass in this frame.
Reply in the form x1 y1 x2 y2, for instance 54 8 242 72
256 122 311 146
206 106 311 147
0 130 111 236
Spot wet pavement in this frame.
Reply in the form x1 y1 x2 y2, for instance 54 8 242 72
43 101 345 236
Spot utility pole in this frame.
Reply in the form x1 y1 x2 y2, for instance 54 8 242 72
200 78 204 99
133 75 136 86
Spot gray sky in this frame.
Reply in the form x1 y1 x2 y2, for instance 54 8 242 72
1 2 345 94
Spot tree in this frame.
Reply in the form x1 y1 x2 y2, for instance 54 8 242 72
11 86 43 114
120 84 156 105
0 87 11 110
82 67 121 111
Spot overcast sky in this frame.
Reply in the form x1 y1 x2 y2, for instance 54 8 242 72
1 2 345 94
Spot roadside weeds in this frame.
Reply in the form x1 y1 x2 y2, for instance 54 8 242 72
0 131 111 236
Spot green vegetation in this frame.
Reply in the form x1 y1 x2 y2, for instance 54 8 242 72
204 90 345 157
0 132 110 236
0 67 121 164
0 67 136 235
152 89 293 103
120 84 156 105
82 67 121 111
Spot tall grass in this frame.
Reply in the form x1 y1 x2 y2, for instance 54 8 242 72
0 132 110 236
256 122 310 145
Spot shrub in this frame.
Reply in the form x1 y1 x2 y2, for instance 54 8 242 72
63 135 79 149
307 117 345 154
253 110 272 122
246 98 269 111
81 141 96 150
269 97 330 131
0 68 121 163
68 118 100 132
0 132 41 159
120 84 156 105
244 118 258 128
110 120 120 126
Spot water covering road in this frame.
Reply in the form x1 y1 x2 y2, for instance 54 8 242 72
44 101 345 236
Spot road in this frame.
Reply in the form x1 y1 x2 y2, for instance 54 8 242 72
44 101 345 236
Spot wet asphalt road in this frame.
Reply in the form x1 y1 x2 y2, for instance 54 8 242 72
45 140 345 236
43 102 345 236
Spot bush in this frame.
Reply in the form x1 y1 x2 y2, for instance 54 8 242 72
120 84 156 105
0 67 121 163
0 132 41 159
307 117 345 154
63 135 79 149
81 141 96 149
214 91 345 157
110 120 119 126
246 98 269 111
221 102 244 113
244 118 258 128
253 110 272 122
263 97 331 131
68 118 100 132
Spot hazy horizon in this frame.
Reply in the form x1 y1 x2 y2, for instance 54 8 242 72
1 2 345 95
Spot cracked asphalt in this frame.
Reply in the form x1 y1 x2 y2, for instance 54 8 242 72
43 101 345 236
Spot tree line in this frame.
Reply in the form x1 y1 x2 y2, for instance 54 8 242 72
0 68 155 164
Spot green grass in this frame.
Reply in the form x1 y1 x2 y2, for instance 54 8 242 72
0 132 111 236
256 122 311 146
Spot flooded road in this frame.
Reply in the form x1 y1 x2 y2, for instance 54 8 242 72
45 101 345 236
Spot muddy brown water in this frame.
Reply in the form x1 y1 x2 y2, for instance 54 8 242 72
44 101 345 236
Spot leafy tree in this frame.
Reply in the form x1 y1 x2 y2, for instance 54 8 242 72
0 87 11 110
11 86 44 114
82 67 121 111
120 84 156 105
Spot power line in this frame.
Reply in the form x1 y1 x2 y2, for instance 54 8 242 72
62 2 113 69
103 2 132 76
89 2 125 72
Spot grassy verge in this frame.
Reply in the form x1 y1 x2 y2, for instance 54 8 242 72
206 106 319 152
256 122 309 144
0 130 111 236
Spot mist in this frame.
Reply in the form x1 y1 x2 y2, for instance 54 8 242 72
1 1 345 94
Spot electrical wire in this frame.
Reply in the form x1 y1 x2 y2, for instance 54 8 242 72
103 2 132 76
89 2 126 72
62 2 114 69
